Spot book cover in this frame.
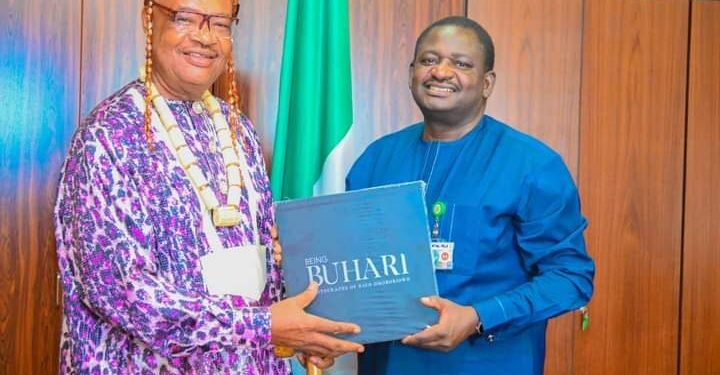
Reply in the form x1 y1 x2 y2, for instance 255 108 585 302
275 181 439 344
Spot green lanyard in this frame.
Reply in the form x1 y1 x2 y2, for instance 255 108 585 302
431 201 447 240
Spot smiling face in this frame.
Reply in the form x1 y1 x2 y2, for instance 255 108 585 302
409 25 495 124
147 0 234 100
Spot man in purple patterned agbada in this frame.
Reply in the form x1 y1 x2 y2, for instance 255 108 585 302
54 0 364 373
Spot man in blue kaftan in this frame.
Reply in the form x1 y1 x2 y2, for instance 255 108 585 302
348 16 595 375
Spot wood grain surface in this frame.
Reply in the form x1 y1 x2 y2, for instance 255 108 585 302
576 0 689 373
81 0 144 117
680 1 720 374
348 0 466 153
468 0 583 168
0 0 81 373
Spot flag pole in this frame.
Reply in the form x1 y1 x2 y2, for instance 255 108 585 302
308 363 322 375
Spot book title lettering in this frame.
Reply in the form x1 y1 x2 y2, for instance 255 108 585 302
305 253 410 286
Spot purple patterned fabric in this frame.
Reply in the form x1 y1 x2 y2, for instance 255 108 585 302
54 81 289 374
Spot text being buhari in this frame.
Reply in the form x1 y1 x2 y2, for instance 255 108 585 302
304 253 410 286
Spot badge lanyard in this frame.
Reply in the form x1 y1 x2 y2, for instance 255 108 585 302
430 201 454 270
418 123 485 241
419 122 485 271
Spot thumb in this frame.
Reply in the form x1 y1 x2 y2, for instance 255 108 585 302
295 281 319 308
420 296 444 310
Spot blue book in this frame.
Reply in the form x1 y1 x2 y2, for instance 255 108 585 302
275 181 439 344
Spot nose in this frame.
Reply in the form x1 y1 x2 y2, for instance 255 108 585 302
189 23 216 45
430 61 453 80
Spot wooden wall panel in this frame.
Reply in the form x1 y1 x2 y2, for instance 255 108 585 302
467 0 582 168
348 0 466 157
467 2 583 373
576 1 688 374
220 0 288 159
81 1 143 117
0 1 81 373
681 1 720 374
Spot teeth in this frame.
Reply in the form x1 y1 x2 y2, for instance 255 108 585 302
428 86 454 93
188 52 212 59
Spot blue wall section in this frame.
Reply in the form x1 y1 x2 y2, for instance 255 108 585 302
0 48 29 174
0 1 80 180
0 1 81 372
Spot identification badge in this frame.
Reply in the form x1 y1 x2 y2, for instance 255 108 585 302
200 245 267 300
431 241 454 270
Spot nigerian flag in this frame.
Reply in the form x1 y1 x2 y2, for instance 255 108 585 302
271 0 355 200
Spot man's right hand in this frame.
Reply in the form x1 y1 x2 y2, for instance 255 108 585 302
270 282 364 358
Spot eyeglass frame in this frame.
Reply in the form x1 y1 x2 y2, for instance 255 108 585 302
151 1 239 40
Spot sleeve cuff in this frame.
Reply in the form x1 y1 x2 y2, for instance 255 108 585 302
473 296 509 332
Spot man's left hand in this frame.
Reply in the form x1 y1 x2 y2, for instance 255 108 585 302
271 224 282 266
401 296 479 352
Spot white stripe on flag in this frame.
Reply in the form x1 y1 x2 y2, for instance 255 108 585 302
313 122 370 196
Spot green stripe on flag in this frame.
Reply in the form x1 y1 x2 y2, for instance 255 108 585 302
271 0 353 200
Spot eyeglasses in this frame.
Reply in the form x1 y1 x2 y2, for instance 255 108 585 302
153 2 238 40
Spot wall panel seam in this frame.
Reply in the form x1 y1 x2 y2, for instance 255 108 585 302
677 0 694 373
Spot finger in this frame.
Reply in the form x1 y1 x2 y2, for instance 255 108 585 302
271 224 279 239
420 296 444 310
301 346 347 360
297 352 338 369
296 353 307 367
406 339 447 352
273 245 282 262
273 252 282 266
308 332 365 354
402 332 421 345
401 325 442 346
403 335 443 348
308 355 335 369
272 241 281 254
297 344 333 358
307 314 361 335
294 282 319 308
298 344 348 360
272 239 282 253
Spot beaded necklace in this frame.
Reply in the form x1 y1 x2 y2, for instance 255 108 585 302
145 82 247 228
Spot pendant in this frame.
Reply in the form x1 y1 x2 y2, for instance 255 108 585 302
212 205 242 227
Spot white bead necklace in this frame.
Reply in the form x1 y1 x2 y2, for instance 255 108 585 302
146 83 244 227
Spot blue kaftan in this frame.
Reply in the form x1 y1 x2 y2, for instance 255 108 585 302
347 115 595 375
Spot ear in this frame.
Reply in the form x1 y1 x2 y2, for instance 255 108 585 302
408 62 415 90
232 1 240 18
482 70 496 99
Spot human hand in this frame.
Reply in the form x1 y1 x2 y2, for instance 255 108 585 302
270 282 364 357
401 296 479 352
271 224 282 266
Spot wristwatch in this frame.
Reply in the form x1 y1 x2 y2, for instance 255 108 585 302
474 321 484 336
